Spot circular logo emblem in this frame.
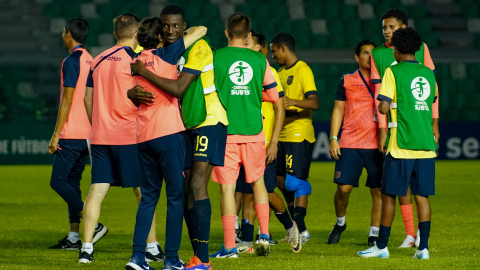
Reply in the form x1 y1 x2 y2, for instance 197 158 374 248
177 56 185 75
410 77 430 101
229 61 253 85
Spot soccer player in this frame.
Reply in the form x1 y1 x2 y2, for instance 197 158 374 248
327 40 383 246
78 14 157 264
234 29 301 254
270 32 318 243
48 18 94 250
358 27 437 259
128 5 226 269
371 8 440 248
124 17 209 270
209 12 279 258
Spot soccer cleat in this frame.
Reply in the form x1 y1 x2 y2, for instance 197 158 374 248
357 242 390 258
256 234 270 257
368 236 377 247
146 244 166 262
235 228 242 243
236 242 255 254
286 221 302 253
415 229 420 247
163 259 185 270
49 236 81 250
209 244 239 258
92 223 108 245
78 251 94 263
185 256 212 270
413 248 430 260
327 223 346 244
126 257 155 270
301 230 311 244
398 235 415 248
254 234 276 245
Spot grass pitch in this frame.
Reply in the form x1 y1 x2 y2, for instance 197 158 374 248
0 161 479 269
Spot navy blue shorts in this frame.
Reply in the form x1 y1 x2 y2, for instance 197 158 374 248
235 159 277 194
91 144 140 188
382 154 435 197
277 140 314 179
333 148 383 188
185 123 227 169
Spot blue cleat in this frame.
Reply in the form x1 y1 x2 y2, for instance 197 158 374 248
163 258 185 270
209 244 239 258
357 242 389 258
125 257 154 270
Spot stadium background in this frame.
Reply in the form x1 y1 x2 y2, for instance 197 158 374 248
0 0 479 164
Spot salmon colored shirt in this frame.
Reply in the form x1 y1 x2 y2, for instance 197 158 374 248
336 70 378 149
87 46 138 145
133 38 186 143
59 46 92 140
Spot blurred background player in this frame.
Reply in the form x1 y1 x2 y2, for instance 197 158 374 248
270 32 318 244
79 14 156 264
235 29 301 254
129 5 226 270
371 8 439 248
210 12 279 258
358 27 437 260
327 40 383 246
48 18 93 250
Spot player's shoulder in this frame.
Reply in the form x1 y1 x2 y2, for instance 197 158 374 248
295 61 314 74
192 38 209 49
65 50 83 63
342 70 358 80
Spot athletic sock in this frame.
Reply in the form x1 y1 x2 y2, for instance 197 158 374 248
184 204 197 253
81 243 93 254
255 203 270 236
68 231 79 243
288 205 295 220
294 206 307 233
369 226 380 238
221 215 236 249
275 210 294 230
376 225 391 249
241 220 254 243
418 221 431 250
400 204 416 237
194 199 212 263
235 216 239 230
336 216 345 226
146 242 159 255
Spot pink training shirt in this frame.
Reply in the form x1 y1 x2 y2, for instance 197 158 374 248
87 46 138 145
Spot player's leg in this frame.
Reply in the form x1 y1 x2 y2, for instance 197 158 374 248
235 191 242 236
369 188 382 244
398 187 416 247
183 130 198 255
363 149 384 246
276 142 295 219
237 192 256 254
269 191 301 252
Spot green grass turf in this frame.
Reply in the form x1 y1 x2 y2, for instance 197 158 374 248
0 161 479 269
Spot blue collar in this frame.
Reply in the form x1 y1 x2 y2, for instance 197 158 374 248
72 45 84 51
403 60 419 64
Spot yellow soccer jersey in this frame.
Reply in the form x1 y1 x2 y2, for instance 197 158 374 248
262 67 284 147
180 39 228 128
278 60 317 143
380 67 437 159
134 45 143 53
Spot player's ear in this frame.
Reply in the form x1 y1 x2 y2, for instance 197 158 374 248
354 54 360 63
401 24 407 29
224 29 229 39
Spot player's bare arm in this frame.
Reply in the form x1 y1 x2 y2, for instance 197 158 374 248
126 85 154 106
329 100 345 160
283 94 318 110
49 86 75 154
433 118 439 144
267 96 285 164
84 87 93 124
183 26 207 49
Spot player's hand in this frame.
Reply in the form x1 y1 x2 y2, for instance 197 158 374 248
48 134 60 154
283 96 296 109
378 128 387 153
433 122 440 144
266 142 278 164
329 139 341 160
127 85 155 105
130 60 146 76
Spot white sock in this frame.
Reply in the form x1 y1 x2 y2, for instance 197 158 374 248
235 216 239 230
147 242 159 255
369 226 379 237
336 216 345 226
82 243 93 254
67 231 79 243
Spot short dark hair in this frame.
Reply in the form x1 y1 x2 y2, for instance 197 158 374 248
355 39 376 56
251 29 267 48
271 32 295 52
227 13 251 38
64 18 89 44
113 13 141 41
137 17 162 50
381 8 409 26
160 5 185 22
390 27 422 54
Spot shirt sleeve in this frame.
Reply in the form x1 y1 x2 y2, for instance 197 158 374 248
154 37 186 65
335 77 346 101
263 60 279 103
371 54 381 84
182 40 212 75
300 66 317 98
378 67 395 103
422 43 436 72
62 52 81 88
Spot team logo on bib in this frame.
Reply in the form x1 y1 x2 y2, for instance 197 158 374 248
229 61 253 85
411 77 430 101
177 56 186 75
391 61 398 66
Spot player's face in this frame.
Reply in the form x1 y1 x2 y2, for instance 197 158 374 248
270 43 285 65
246 37 261 52
382 18 405 44
62 28 69 49
161 14 186 45
355 45 375 70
